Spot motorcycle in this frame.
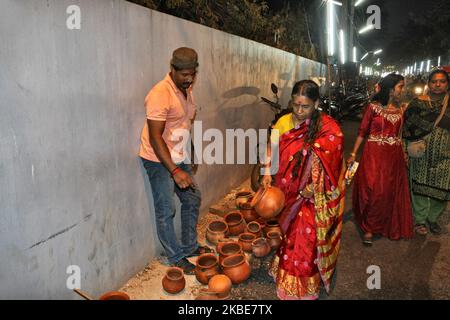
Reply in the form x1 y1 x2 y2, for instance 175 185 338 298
250 83 291 192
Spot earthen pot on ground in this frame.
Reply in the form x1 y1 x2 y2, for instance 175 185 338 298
235 191 253 208
251 237 271 258
267 231 283 250
216 238 234 253
206 220 229 245
208 274 232 299
263 219 282 236
251 186 285 219
224 211 246 236
239 202 259 223
195 253 221 285
196 290 220 300
238 233 257 253
246 221 262 237
221 253 251 285
218 241 243 265
99 291 130 300
162 267 186 294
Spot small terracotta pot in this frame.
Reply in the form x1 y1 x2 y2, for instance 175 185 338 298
208 275 232 299
206 220 229 245
221 254 251 284
267 231 283 250
251 186 285 219
246 221 262 237
251 237 271 258
224 211 246 236
216 238 234 253
238 233 256 252
263 219 282 237
99 291 130 300
218 242 243 265
239 203 259 223
235 191 253 208
162 267 186 294
195 253 221 285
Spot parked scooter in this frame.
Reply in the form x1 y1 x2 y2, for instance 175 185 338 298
251 84 291 192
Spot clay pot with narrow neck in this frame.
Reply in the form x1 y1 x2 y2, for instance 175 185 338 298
263 219 282 237
195 253 221 285
235 191 253 208
238 233 256 253
239 202 259 223
267 231 283 250
206 220 229 245
218 241 243 265
251 186 285 219
251 237 271 258
221 253 251 285
224 211 246 236
162 267 186 294
246 221 262 237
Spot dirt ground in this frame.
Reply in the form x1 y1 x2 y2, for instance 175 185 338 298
120 120 450 300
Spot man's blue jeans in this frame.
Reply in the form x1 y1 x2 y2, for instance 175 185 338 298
142 158 201 264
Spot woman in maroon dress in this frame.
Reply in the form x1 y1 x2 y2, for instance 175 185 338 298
347 74 413 245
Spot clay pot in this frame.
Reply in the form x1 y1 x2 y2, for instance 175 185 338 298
206 220 229 245
208 275 232 299
251 186 285 219
99 291 130 300
196 291 220 300
216 238 234 253
221 254 251 285
246 221 262 237
239 203 259 223
162 267 186 294
251 237 271 258
218 242 243 265
267 231 283 250
264 219 282 236
235 191 253 207
238 233 256 252
195 253 221 285
224 211 246 236
256 218 266 230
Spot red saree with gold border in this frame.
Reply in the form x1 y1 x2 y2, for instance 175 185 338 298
270 113 346 300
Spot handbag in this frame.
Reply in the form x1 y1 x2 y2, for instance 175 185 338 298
407 94 449 158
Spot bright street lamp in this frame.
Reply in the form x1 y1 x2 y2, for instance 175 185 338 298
359 24 375 34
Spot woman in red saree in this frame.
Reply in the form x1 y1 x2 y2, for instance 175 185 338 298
348 73 413 245
262 80 346 300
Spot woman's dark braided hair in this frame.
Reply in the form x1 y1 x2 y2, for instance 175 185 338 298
290 80 322 178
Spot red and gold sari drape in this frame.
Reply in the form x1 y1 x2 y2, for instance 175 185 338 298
270 114 346 300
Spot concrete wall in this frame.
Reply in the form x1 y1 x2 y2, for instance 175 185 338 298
0 0 325 299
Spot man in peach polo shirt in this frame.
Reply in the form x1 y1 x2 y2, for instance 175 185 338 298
139 47 212 274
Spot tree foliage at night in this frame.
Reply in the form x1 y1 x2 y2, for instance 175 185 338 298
128 0 318 61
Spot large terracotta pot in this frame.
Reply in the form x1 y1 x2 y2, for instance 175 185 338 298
251 237 271 258
224 211 246 236
263 219 282 237
221 254 251 285
235 191 253 208
238 233 256 252
162 267 186 294
267 231 283 250
239 202 259 223
246 221 262 237
250 186 285 219
206 220 229 245
208 275 232 299
218 241 243 265
195 253 221 285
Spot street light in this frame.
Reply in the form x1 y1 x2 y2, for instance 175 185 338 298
373 49 383 55
361 52 369 61
438 56 441 66
426 60 431 72
340 29 346 64
419 61 424 73
327 0 335 56
355 0 365 6
359 24 375 34
353 47 357 63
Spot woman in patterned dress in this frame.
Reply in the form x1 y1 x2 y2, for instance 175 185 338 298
262 80 346 300
403 69 450 235
348 73 413 245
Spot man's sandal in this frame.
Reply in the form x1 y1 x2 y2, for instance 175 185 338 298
186 246 215 257
414 224 428 236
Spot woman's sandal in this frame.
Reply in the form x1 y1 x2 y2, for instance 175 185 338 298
362 233 373 247
414 224 428 236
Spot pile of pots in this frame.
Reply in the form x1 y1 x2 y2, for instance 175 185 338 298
162 187 285 299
